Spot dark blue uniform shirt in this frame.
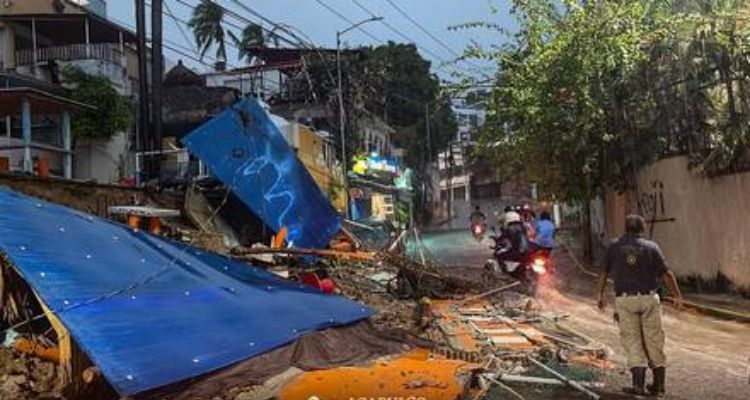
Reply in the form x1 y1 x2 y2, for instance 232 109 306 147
604 234 669 295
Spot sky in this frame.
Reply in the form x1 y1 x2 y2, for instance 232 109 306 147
104 0 518 79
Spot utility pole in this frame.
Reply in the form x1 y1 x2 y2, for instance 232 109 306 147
424 104 431 220
336 32 347 218
151 0 164 182
336 16 383 219
447 142 454 222
425 103 431 164
135 0 149 180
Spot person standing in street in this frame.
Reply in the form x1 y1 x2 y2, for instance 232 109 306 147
596 214 684 397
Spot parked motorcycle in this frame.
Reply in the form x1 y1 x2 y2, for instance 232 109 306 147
485 228 550 294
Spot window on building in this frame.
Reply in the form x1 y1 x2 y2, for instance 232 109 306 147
453 186 466 201
469 114 479 128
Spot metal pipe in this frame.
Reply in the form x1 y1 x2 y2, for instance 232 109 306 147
527 356 601 400
495 374 605 389
62 111 72 179
85 17 91 58
21 98 31 173
31 18 37 74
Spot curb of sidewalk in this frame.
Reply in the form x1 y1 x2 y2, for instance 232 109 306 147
663 297 750 323
559 242 750 324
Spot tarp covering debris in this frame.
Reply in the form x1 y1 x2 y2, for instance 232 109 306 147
0 188 370 395
181 97 341 249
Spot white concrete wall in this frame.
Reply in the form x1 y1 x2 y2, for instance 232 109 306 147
74 132 131 183
604 156 750 289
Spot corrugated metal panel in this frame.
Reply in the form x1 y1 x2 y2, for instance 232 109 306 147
0 188 370 395
182 98 341 249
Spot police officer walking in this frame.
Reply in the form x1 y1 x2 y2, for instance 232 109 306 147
596 214 684 397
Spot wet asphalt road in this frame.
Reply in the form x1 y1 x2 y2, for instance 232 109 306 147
417 228 494 267
420 229 750 400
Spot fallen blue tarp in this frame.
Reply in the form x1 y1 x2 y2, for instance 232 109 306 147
182 98 341 249
0 188 370 395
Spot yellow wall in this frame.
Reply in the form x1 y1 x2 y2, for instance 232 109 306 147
293 124 346 212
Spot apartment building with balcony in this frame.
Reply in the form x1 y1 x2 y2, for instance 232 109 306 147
0 0 140 182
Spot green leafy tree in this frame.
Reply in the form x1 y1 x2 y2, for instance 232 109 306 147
458 0 750 203
357 42 439 128
188 0 227 64
63 66 131 140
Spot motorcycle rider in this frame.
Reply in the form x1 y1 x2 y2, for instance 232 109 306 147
469 206 487 238
521 205 537 243
470 206 486 226
498 210 530 263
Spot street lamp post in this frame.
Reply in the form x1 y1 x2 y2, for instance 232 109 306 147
336 16 382 219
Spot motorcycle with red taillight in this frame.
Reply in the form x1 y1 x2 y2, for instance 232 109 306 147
470 221 487 240
485 230 550 295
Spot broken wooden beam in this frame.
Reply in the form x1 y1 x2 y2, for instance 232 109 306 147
232 247 376 261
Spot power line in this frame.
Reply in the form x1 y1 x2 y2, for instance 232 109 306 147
382 0 463 59
351 0 448 64
110 15 239 71
222 1 443 112
378 0 494 79
158 1 454 113
312 0 382 42
222 0 321 49
214 0 339 88
173 0 337 86
164 0 197 54
173 0 304 49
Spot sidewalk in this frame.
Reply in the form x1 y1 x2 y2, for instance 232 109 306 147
678 292 750 323
558 238 750 323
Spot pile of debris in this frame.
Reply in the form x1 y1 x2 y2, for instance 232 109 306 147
0 98 616 399
0 348 62 400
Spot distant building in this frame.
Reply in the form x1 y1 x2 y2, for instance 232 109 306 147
451 97 486 145
432 93 525 228
358 111 395 158
0 0 140 182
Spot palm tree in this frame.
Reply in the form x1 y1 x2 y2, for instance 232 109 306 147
188 0 227 69
229 24 265 64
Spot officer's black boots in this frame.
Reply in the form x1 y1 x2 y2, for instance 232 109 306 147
623 367 647 396
647 367 666 397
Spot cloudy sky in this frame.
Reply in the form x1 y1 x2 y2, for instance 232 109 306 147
105 0 517 78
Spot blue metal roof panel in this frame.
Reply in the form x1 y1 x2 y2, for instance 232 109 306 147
181 97 341 250
0 188 370 395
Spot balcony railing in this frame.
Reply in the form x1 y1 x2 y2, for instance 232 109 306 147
15 43 123 67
